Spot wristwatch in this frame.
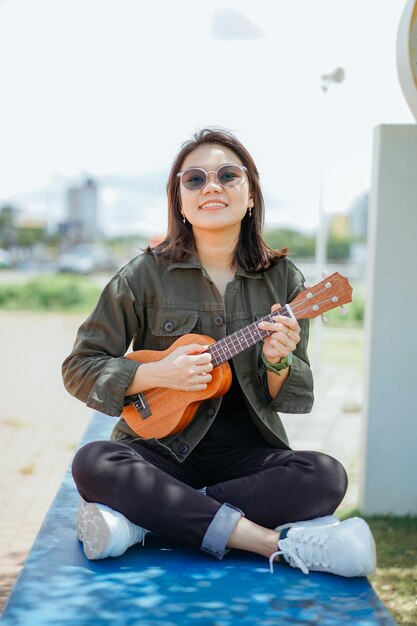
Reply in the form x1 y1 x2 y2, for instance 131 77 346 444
262 352 293 375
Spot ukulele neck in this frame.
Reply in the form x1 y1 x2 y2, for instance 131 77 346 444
206 305 294 367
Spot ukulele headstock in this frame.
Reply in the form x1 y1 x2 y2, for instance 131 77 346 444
290 273 353 320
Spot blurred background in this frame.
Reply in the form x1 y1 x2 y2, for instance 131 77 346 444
0 0 412 280
1 0 416 622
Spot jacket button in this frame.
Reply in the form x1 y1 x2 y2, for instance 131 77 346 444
178 444 189 454
214 314 224 326
164 321 175 332
207 407 215 417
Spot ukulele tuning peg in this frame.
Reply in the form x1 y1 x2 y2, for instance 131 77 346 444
321 314 328 324
339 305 348 316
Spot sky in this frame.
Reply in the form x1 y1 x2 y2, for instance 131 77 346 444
0 0 414 236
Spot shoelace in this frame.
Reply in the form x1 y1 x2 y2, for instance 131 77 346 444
140 527 151 547
269 547 309 575
269 533 332 575
133 526 148 547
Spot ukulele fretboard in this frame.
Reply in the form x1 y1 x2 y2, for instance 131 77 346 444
206 306 292 367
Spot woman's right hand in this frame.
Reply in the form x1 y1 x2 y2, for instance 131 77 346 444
125 343 213 395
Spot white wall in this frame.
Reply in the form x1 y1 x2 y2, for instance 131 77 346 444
360 124 417 515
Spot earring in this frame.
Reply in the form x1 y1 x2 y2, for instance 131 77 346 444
248 207 252 218
182 213 186 223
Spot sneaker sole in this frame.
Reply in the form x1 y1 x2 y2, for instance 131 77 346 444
77 502 111 560
76 499 87 542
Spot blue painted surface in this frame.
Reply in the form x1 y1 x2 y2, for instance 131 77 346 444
1 413 397 625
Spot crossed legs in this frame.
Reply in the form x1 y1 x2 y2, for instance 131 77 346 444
72 439 347 559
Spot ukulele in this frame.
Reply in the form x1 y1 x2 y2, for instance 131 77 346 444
122 272 352 439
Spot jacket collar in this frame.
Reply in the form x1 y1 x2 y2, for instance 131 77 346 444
168 252 262 279
167 252 202 271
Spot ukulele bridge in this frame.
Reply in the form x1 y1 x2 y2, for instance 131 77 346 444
127 393 152 420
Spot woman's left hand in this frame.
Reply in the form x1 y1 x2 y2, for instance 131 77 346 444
258 303 300 364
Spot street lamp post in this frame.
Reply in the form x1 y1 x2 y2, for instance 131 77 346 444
312 67 345 370
315 66 345 285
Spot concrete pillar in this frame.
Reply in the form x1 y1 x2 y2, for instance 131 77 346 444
360 124 417 515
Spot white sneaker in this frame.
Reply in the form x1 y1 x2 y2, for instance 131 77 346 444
77 498 149 560
269 516 376 577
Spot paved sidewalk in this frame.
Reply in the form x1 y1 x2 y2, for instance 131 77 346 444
0 311 364 613
0 311 88 612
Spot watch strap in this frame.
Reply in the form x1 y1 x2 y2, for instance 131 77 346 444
262 352 293 375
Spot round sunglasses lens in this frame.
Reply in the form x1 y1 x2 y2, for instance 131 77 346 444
181 169 206 190
217 165 242 186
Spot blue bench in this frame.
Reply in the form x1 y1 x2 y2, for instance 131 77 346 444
1 412 396 625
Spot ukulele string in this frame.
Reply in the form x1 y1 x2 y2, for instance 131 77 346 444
288 295 339 319
284 286 339 317
142 385 186 403
140 372 212 403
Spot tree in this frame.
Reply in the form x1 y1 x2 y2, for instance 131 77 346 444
264 227 315 258
0 205 18 249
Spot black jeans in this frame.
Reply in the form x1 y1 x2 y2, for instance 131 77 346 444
72 436 348 559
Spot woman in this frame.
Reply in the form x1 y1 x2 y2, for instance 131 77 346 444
62 128 376 577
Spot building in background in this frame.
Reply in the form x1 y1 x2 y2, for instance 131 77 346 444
349 191 369 240
349 191 369 264
60 178 99 246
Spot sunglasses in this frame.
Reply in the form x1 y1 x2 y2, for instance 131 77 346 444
177 164 247 191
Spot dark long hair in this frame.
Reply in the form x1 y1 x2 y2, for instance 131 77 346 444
147 128 287 272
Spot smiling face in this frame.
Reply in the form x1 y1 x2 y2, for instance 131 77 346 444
179 144 254 236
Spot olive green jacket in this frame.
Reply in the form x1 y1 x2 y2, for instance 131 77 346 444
62 251 314 461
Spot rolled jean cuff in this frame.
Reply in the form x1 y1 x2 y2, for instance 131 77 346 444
201 503 244 560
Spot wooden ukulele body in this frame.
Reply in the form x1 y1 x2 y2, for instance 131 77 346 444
122 334 232 439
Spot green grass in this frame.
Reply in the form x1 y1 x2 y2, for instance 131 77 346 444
322 326 364 366
0 275 101 312
340 510 417 625
322 328 416 625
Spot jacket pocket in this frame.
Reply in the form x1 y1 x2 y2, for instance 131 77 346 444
147 307 200 349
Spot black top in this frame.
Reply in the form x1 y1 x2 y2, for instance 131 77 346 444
203 361 266 444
